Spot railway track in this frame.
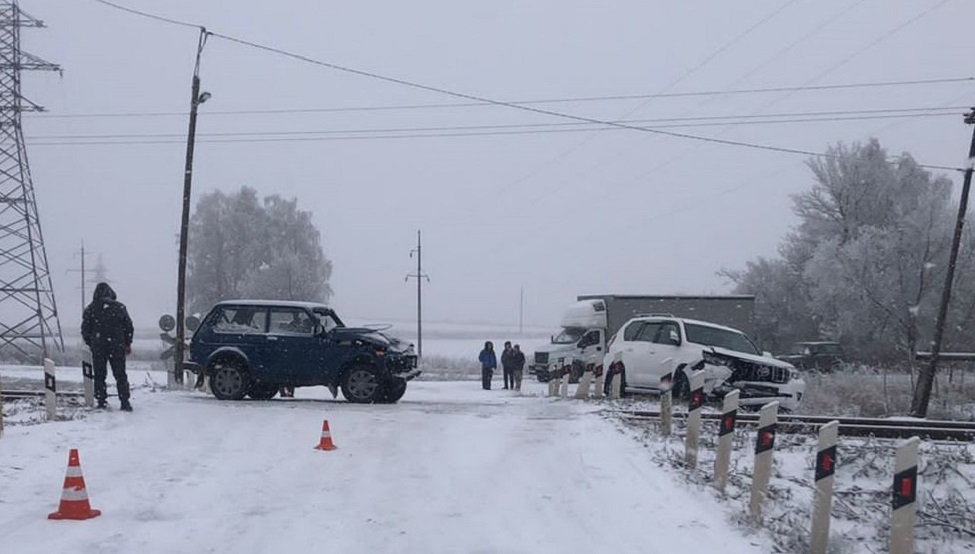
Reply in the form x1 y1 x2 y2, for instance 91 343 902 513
619 410 975 441
1 389 85 400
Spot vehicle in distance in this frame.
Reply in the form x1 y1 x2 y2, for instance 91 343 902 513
604 315 805 411
183 300 419 403
777 341 845 372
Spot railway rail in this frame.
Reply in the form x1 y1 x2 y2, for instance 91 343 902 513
619 410 975 441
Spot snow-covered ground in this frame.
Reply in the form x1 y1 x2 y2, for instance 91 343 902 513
0 369 771 554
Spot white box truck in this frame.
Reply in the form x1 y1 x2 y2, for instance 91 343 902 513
529 294 756 382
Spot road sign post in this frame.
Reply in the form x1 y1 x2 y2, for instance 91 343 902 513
890 437 920 554
749 401 779 524
714 389 739 493
810 421 839 554
684 370 706 469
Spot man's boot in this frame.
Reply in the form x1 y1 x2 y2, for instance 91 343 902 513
96 400 108 409
120 400 133 412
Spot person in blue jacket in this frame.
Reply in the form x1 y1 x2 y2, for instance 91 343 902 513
478 341 497 390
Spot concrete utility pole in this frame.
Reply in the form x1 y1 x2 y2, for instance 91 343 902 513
175 28 210 386
406 230 430 358
911 107 975 417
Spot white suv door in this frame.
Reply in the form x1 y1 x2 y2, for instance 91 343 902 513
643 320 685 383
614 319 661 388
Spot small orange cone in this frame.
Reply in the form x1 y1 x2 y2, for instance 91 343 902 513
314 419 338 451
48 448 101 520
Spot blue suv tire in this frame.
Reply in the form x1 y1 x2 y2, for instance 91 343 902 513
211 360 250 400
341 364 384 403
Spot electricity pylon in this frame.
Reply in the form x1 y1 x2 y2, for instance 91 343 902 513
0 1 63 361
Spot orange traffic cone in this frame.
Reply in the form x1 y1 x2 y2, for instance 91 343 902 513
314 420 338 451
48 448 101 520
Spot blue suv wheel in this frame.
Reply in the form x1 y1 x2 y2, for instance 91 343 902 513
211 359 250 400
341 364 384 403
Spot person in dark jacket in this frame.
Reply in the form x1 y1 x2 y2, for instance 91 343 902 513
478 341 497 390
500 341 514 389
81 282 134 411
511 344 526 391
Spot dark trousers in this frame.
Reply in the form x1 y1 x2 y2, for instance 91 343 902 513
92 347 130 403
481 368 493 390
502 367 512 389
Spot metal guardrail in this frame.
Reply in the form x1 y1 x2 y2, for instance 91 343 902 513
620 410 975 441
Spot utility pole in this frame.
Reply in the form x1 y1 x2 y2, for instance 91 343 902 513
66 242 89 317
406 230 430 358
174 28 210 386
911 107 975 417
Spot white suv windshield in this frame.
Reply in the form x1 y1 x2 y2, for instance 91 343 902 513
684 323 760 355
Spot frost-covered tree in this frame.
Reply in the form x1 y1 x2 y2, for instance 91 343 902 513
725 139 957 362
187 187 333 313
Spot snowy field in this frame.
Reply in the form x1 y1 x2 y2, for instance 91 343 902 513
3 349 974 553
0 370 774 554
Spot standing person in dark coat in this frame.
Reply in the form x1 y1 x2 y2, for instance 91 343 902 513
511 344 526 391
478 341 497 390
500 341 514 390
81 282 134 411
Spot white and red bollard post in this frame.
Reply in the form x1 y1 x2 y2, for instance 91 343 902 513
593 363 605 399
890 437 920 554
714 389 739 493
44 358 57 421
749 401 779 524
659 370 674 436
548 359 560 397
684 370 706 469
81 346 94 408
560 359 570 398
810 420 839 554
609 353 623 400
574 363 593 399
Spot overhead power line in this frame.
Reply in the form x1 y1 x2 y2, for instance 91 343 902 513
28 77 974 120
25 107 966 141
86 0 969 173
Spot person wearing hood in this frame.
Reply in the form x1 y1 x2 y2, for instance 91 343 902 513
81 282 135 411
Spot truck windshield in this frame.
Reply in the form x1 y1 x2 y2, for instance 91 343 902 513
684 323 760 355
552 328 584 345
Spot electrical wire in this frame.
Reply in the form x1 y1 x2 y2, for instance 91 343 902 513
28 76 974 120
25 108 965 141
85 0 968 173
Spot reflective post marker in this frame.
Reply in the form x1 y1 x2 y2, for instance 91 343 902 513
714 389 739 493
559 359 569 399
574 363 593 399
660 395 673 437
548 359 560 397
684 370 706 469
81 346 94 408
609 352 622 400
810 421 839 554
890 437 920 554
593 364 604 399
44 358 56 421
749 401 779 524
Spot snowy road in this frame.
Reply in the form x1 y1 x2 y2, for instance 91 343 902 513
0 379 768 553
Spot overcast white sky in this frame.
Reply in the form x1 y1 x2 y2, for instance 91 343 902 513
21 0 975 334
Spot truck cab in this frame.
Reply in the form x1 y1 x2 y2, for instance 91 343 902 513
529 299 607 382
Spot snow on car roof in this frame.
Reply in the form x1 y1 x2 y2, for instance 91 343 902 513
215 299 332 311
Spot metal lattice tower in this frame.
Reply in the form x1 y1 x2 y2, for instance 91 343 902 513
0 1 63 361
